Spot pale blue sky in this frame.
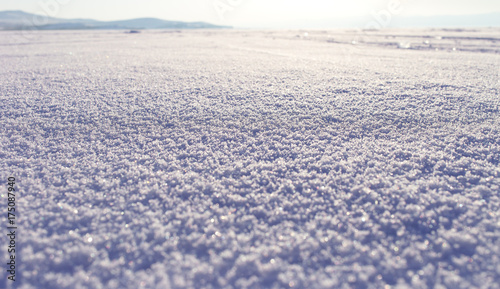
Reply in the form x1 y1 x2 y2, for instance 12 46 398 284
1 0 500 27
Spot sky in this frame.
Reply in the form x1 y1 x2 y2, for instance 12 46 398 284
1 0 500 28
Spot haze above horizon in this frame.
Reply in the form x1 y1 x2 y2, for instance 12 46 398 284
1 0 499 28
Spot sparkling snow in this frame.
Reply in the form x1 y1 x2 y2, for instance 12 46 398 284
1 28 499 289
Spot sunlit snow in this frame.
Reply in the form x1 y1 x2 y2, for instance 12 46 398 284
1 28 499 288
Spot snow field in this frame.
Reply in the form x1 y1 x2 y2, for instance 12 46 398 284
0 29 499 288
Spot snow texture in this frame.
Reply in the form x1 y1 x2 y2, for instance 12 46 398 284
1 29 500 289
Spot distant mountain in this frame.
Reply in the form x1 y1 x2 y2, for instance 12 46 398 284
0 10 231 30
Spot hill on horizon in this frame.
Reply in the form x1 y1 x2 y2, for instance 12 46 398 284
0 10 231 30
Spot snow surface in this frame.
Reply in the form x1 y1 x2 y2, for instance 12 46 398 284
1 29 500 289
